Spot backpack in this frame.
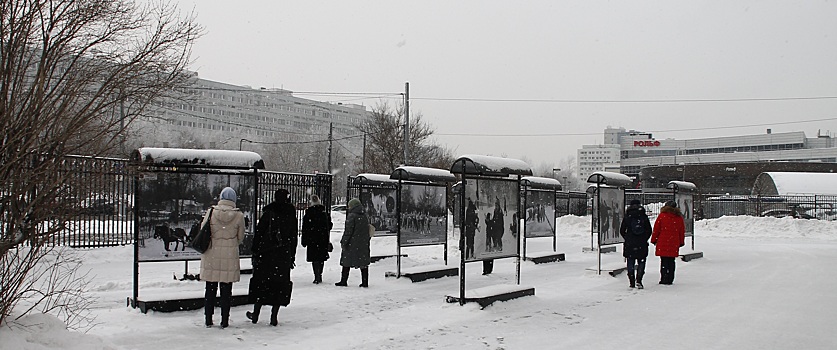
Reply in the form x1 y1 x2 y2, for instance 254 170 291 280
627 214 645 236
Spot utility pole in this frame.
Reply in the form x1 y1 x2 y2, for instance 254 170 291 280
328 123 333 173
362 133 367 173
403 82 409 166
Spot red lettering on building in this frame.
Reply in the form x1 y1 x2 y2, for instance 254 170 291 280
633 140 661 147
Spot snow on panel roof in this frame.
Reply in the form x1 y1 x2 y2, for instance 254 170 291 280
521 176 563 191
390 166 457 183
586 171 632 187
449 154 533 177
355 173 398 184
666 181 697 192
756 172 837 195
132 148 264 169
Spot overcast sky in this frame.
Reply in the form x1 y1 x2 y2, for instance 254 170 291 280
174 0 837 168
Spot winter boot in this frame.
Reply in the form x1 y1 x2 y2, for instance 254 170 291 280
636 271 644 289
359 267 369 288
246 303 261 324
313 262 323 284
335 266 349 287
204 282 217 327
270 306 280 326
628 272 636 288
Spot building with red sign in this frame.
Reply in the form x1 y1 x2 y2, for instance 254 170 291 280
578 127 837 193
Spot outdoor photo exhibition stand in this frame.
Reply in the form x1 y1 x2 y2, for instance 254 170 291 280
667 180 704 261
520 176 565 264
446 155 535 308
129 148 264 313
586 171 633 275
384 166 458 282
346 173 402 262
128 148 332 313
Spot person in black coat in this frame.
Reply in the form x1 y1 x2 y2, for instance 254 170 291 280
619 199 652 289
301 194 333 284
247 189 297 326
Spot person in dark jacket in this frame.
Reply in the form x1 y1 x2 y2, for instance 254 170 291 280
246 189 297 326
301 194 333 284
464 197 478 259
619 199 652 289
651 200 686 285
335 198 372 287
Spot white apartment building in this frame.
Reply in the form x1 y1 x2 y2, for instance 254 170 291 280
577 144 621 181
135 74 369 157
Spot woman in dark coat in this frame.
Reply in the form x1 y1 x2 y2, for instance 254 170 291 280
335 198 371 287
301 194 332 284
619 199 653 289
651 200 686 285
247 189 297 326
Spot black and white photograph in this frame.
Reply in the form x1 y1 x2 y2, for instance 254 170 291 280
676 193 695 237
593 187 624 246
360 187 398 235
462 179 519 261
136 172 255 262
524 190 556 238
399 184 447 246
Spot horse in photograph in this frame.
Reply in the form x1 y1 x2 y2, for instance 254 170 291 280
153 224 189 251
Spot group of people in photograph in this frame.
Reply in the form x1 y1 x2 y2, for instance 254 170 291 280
198 187 370 328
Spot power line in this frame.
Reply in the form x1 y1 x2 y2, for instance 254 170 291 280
242 134 364 146
412 96 837 103
434 116 837 137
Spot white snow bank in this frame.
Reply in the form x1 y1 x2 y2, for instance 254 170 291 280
696 215 837 240
0 314 115 350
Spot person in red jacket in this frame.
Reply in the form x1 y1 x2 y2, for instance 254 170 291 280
651 200 685 285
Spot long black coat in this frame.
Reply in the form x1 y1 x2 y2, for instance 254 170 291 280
340 204 371 268
619 205 652 259
248 201 297 306
301 204 332 262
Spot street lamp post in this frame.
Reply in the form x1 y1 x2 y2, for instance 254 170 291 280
239 139 252 151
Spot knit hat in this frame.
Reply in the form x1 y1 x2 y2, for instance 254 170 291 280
275 189 290 203
630 199 641 206
220 187 237 202
664 200 677 208
310 194 322 206
347 198 361 209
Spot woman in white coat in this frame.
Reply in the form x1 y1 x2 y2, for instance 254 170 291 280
200 187 245 328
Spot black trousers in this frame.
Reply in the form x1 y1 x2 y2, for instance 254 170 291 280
482 259 494 275
205 282 232 317
660 257 676 284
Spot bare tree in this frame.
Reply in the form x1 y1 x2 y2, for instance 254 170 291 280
355 102 455 174
0 0 201 327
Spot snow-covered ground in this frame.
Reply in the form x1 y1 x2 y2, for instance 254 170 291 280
2 214 837 350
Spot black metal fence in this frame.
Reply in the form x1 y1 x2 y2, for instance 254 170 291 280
626 190 837 221
697 194 837 221
556 191 589 217
4 158 332 248
54 156 135 247
257 171 332 226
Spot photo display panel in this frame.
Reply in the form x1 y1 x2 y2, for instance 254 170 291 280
137 171 255 262
524 190 556 238
676 193 695 237
360 186 398 236
400 183 447 246
462 178 519 262
594 187 624 246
